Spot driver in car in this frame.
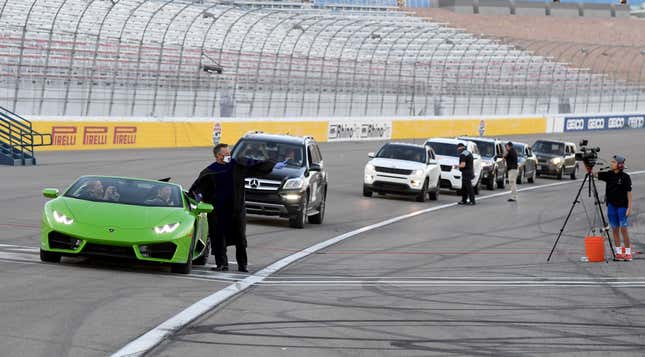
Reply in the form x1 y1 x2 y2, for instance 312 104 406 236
76 179 104 200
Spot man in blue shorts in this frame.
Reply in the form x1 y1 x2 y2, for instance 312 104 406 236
597 155 633 261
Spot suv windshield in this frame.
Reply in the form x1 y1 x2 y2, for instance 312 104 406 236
533 141 564 155
469 140 495 158
65 176 183 207
513 144 526 157
425 142 458 157
376 144 426 164
233 139 305 167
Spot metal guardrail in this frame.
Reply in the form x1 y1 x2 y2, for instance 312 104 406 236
0 106 52 164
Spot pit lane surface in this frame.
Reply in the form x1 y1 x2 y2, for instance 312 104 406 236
0 131 643 356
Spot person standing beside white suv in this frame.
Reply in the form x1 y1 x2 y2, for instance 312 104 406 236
424 138 483 195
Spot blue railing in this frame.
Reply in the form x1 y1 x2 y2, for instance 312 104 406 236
0 105 51 165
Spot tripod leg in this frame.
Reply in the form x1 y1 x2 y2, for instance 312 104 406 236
590 175 616 260
547 173 589 262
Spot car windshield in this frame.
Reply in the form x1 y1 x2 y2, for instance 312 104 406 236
469 140 495 158
233 139 304 167
425 142 458 157
533 141 564 155
513 144 526 157
64 176 183 208
376 144 426 163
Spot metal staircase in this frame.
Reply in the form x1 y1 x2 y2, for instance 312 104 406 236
0 106 52 166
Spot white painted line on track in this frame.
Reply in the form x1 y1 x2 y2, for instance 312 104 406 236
111 170 645 357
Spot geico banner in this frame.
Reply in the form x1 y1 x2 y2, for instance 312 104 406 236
564 114 645 132
328 121 392 141
32 120 328 151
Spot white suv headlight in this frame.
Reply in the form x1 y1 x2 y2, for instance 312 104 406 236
283 178 304 190
53 210 74 225
551 157 562 165
365 163 375 174
154 223 180 234
412 169 424 177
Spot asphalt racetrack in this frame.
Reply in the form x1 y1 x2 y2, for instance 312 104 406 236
1 130 644 356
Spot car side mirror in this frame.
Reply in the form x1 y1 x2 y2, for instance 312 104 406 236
43 188 59 199
195 201 213 214
309 163 322 171
368 152 375 158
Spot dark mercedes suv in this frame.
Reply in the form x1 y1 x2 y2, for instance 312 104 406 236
232 132 328 229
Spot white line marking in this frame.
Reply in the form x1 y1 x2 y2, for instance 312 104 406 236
111 170 645 357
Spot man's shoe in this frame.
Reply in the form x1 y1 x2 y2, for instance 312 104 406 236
238 266 249 273
457 201 468 205
624 253 633 261
211 265 229 272
468 201 476 205
614 253 624 261
508 198 516 202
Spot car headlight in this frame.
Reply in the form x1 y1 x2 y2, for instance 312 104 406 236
365 163 376 174
154 223 180 234
53 210 74 225
412 169 424 177
551 157 562 165
283 178 304 190
452 165 459 170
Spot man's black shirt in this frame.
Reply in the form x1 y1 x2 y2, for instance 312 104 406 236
505 148 518 170
598 170 631 207
459 150 474 179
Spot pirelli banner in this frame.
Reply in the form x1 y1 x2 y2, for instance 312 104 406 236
30 115 547 151
31 119 329 151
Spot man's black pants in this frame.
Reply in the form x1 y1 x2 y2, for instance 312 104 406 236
208 213 247 268
461 174 475 203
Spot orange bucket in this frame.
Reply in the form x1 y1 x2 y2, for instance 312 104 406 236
584 236 605 262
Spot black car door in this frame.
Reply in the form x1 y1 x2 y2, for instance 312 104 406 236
306 145 323 210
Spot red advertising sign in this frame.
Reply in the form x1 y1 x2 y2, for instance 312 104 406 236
83 126 108 145
113 126 137 145
51 126 77 146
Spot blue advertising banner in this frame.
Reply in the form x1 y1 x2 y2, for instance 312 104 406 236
564 114 645 132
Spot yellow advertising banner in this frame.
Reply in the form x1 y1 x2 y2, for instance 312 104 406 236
31 120 328 151
391 117 547 140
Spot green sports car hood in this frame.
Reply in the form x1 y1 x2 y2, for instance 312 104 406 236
57 197 186 229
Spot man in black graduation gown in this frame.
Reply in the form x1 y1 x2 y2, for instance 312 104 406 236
190 143 279 273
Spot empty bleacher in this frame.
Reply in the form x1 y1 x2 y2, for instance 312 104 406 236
0 0 642 118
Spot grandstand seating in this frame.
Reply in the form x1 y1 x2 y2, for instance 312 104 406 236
0 0 641 118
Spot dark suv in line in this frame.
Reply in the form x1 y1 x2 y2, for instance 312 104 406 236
532 140 579 180
457 137 507 190
232 132 328 229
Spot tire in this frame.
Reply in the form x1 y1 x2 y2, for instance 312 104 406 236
289 195 308 229
308 189 325 224
557 167 564 180
496 175 505 189
429 186 439 201
570 166 577 180
40 249 61 263
416 179 428 202
486 171 496 190
171 240 193 274
527 170 536 184
362 186 373 197
192 234 210 266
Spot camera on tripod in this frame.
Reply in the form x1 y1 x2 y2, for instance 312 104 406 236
575 139 600 168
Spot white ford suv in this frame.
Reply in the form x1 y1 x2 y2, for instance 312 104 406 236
363 143 441 202
424 138 483 194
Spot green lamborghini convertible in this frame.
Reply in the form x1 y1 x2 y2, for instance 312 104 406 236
40 175 213 274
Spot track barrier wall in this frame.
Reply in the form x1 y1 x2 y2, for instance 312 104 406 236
26 113 644 152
